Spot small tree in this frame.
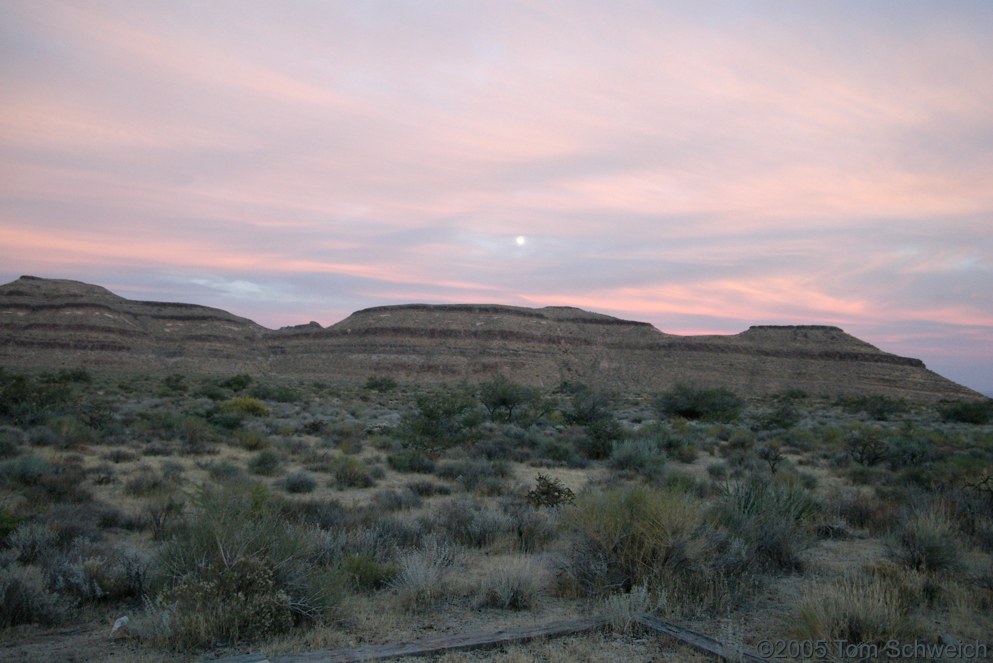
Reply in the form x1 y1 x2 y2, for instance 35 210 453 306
479 375 536 423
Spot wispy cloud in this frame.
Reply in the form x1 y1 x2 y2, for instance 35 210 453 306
1 1 992 392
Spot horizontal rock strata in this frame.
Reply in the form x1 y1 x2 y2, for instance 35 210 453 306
0 276 981 401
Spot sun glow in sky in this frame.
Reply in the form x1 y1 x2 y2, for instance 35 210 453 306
1 1 992 394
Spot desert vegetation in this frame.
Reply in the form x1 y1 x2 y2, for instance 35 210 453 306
1 367 992 661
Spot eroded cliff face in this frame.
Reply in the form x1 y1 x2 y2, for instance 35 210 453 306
0 276 269 373
0 276 982 401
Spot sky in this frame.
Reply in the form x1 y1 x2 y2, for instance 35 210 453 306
1 1 992 395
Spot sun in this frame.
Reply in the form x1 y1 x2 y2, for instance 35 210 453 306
515 235 526 246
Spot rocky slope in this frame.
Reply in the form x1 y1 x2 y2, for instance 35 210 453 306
0 276 981 400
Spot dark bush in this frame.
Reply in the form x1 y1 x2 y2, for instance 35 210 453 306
282 472 317 494
388 449 436 474
657 384 743 422
939 400 993 425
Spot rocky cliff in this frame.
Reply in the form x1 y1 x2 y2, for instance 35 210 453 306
0 276 981 400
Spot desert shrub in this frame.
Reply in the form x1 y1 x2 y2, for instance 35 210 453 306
657 384 743 422
405 479 449 497
534 433 585 467
939 399 993 424
793 573 908 646
221 396 271 418
277 497 347 531
248 449 282 476
124 465 169 496
578 418 624 459
388 448 436 474
8 522 60 565
433 497 510 547
715 477 820 571
476 555 543 610
401 384 483 454
218 374 253 392
177 415 217 452
0 506 20 539
328 456 374 489
282 472 317 494
609 438 666 480
436 459 510 491
51 543 151 603
364 375 398 393
372 488 422 512
154 484 342 647
0 564 75 627
159 374 187 395
839 394 908 421
756 402 802 430
249 382 299 403
0 426 25 458
891 509 963 573
526 474 575 508
0 369 78 425
350 515 424 562
508 505 559 552
389 539 457 612
885 437 930 469
207 460 244 483
103 448 139 464
0 453 51 486
341 552 397 591
234 429 270 451
560 485 713 597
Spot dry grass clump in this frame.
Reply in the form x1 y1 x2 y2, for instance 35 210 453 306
558 484 714 600
890 507 964 573
792 571 909 646
390 539 459 612
432 496 511 547
149 483 343 648
476 555 545 610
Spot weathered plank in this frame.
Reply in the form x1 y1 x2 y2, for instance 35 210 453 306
637 615 771 663
209 616 608 663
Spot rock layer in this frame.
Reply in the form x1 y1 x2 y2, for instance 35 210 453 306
0 276 981 400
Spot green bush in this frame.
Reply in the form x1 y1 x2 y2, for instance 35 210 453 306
526 474 575 508
387 449 436 474
838 394 908 421
218 374 253 392
364 375 398 393
401 385 483 453
715 477 820 571
657 384 743 422
0 564 75 627
221 397 271 418
327 456 373 489
939 399 993 424
609 438 666 480
341 552 397 591
248 450 282 476
282 472 317 494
